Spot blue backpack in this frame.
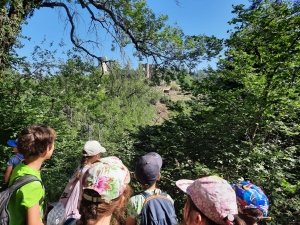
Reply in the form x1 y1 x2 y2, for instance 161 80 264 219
140 191 177 225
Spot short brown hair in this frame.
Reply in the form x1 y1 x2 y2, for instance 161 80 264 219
17 124 56 158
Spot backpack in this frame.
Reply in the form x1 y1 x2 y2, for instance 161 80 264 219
0 175 43 225
140 191 178 225
59 166 89 220
63 218 77 225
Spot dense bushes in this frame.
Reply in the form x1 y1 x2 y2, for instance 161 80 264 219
0 61 161 202
1 1 300 224
127 1 300 224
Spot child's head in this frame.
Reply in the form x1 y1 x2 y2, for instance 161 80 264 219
45 202 65 225
134 152 162 187
176 176 245 225
76 140 107 180
79 156 132 225
231 181 270 224
83 140 106 157
7 139 18 152
17 124 56 159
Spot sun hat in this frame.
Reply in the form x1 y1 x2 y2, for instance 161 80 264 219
46 202 65 225
231 181 269 218
83 140 106 156
7 139 17 148
135 152 162 186
176 176 238 225
82 156 130 203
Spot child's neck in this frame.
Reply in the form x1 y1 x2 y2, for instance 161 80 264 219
24 157 45 171
142 183 157 190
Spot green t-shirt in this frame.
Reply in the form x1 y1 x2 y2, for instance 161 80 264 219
8 163 45 225
127 189 174 225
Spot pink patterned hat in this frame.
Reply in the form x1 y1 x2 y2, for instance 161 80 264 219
176 176 238 225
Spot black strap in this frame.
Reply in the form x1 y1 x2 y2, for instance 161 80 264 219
9 175 44 205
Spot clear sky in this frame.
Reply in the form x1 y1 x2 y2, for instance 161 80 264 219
16 0 250 69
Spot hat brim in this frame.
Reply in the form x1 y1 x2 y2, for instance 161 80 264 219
7 140 17 148
98 146 106 153
88 146 106 155
176 179 194 195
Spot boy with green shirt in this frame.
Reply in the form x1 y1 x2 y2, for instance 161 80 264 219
8 124 56 225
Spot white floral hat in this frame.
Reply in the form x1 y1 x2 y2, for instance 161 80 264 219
82 156 130 203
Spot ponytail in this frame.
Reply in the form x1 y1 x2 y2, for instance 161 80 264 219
238 208 264 225
232 215 247 225
76 150 93 181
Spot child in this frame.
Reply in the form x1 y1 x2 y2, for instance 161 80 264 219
126 152 176 225
231 181 271 225
63 156 132 225
4 139 24 183
176 176 246 225
59 140 106 220
8 124 56 225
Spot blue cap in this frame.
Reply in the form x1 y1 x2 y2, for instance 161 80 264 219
232 181 269 217
7 139 18 148
135 152 162 186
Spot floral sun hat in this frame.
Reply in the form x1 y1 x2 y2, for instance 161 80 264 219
176 176 238 225
82 156 130 203
231 181 269 218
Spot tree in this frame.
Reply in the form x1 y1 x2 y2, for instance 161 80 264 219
1 0 222 74
129 1 300 224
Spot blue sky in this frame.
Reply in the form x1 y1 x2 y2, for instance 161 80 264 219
17 0 250 69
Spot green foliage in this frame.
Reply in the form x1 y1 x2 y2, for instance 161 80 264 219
1 0 222 75
127 1 300 224
0 58 161 203
2 1 300 224
170 85 180 91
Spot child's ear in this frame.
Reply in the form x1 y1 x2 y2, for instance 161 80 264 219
194 212 202 225
157 172 161 180
188 210 202 225
117 195 125 207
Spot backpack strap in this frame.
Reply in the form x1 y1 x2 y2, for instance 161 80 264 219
14 155 23 162
142 194 172 208
140 191 152 199
140 189 168 199
9 175 44 205
140 189 171 208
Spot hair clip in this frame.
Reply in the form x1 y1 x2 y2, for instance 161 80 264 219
258 217 272 221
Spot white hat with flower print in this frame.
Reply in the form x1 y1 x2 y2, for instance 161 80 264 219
81 156 130 203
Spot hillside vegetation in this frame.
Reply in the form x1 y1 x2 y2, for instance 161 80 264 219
1 1 300 224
